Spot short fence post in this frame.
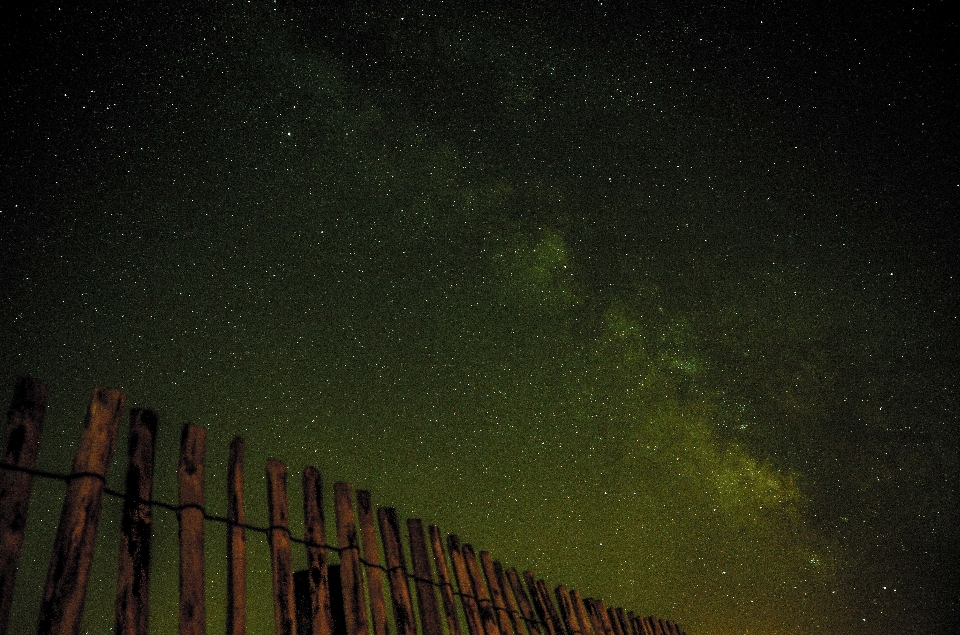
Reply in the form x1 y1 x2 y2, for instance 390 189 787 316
0 377 48 635
178 424 206 635
357 490 390 635
335 482 369 635
492 561 524 635
267 458 298 635
227 437 247 635
377 507 416 635
569 591 594 635
115 408 158 635
37 387 124 635
462 545 501 635
479 552 514 635
407 519 443 635
448 535 484 635
554 586 581 635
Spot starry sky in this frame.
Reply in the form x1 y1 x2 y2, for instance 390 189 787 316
1 1 957 634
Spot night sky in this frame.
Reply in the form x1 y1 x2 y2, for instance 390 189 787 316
1 1 957 634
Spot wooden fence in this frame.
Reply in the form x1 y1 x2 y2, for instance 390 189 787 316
0 379 688 635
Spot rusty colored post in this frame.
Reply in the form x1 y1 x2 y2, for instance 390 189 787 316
407 519 443 635
37 387 124 635
357 490 390 635
504 568 541 635
115 408 157 635
492 561 524 635
569 591 594 635
463 545 500 635
267 458 298 635
448 535 483 635
479 553 514 635
378 507 416 635
429 526 462 635
178 424 206 635
335 482 369 635
0 377 47 635
227 437 247 635
553 586 581 635
302 467 333 635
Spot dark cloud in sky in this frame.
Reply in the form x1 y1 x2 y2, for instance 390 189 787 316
2 2 957 634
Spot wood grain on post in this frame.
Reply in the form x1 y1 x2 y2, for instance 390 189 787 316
479 553 513 635
377 507 416 635
334 482 369 635
534 579 565 635
0 377 47 635
37 386 124 635
614 609 630 635
178 424 206 635
624 614 636 635
407 519 443 635
115 408 157 635
569 591 594 635
429 526 462 635
605 607 623 635
642 618 659 635
521 573 552 635
664 621 677 635
357 491 389 635
504 568 541 635
598 601 617 635
462 545 500 635
586 600 610 635
227 437 247 635
492 561 524 635
553 586 581 635
447 535 483 635
267 458 298 635
302 467 333 635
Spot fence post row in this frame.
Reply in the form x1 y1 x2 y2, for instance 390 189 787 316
0 380 689 635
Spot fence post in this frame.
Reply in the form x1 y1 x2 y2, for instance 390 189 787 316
479 552 514 635
377 507 416 635
178 424 206 635
492 561 524 635
302 466 334 635
447 535 483 635
267 458 298 635
357 490 390 635
504 568 540 635
335 482 369 635
228 437 247 635
0 377 48 635
462 545 501 635
37 386 124 635
429 526 462 635
523 574 563 635
554 586 582 635
569 591 594 635
115 408 158 635
407 519 442 635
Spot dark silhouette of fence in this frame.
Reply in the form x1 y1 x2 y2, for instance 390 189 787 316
0 378 688 635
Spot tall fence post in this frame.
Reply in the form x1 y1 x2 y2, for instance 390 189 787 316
407 519 443 635
462 545 501 635
479 552 514 635
267 458 298 635
357 490 390 635
504 567 540 635
0 377 48 635
302 466 334 635
178 424 206 635
335 482 369 635
448 535 483 635
115 408 158 635
228 437 247 635
429 526 462 635
377 507 416 635
37 386 125 635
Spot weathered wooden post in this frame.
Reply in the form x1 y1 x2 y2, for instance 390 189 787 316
479 552 514 635
227 437 247 635
115 408 158 635
407 519 443 635
357 490 390 635
569 591 594 635
334 482 369 635
492 561 524 635
0 377 48 635
429 526 462 635
302 466 334 635
377 507 416 635
554 586 581 635
37 386 125 635
267 458 298 635
178 424 206 635
448 535 484 635
504 567 541 635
